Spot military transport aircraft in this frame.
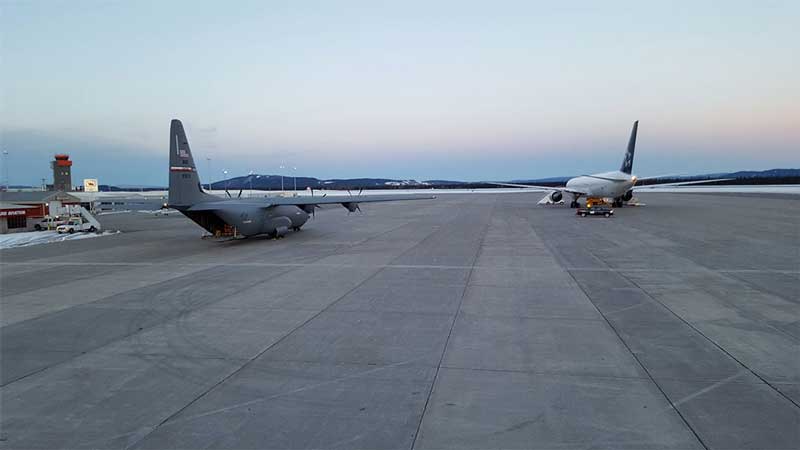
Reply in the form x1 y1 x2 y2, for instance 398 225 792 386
495 121 729 207
168 119 434 238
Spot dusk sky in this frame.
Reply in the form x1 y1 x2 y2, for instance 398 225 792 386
2 1 798 186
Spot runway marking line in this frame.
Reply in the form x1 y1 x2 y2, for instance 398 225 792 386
1 261 796 275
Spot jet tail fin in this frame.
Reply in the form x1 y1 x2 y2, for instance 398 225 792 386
620 120 638 174
168 119 215 207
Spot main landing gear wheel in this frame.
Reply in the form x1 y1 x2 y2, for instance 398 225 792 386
292 226 302 232
570 200 580 208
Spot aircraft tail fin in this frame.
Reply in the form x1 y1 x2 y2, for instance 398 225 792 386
168 119 214 207
620 120 638 174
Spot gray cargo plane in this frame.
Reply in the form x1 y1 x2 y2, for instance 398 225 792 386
168 119 434 238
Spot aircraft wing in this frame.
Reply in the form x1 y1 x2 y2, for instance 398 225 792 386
494 177 731 194
632 178 733 190
268 194 436 206
186 194 435 211
489 182 587 195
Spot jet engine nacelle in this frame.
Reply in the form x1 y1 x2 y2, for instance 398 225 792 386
550 191 563 202
623 190 633 201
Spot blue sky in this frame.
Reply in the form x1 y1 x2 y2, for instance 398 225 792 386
2 0 798 186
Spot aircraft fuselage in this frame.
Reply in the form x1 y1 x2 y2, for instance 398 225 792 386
565 171 636 199
212 204 310 236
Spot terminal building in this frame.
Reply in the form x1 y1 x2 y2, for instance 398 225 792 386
0 202 38 233
0 191 82 233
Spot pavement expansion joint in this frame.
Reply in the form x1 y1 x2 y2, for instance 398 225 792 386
2 193 798 449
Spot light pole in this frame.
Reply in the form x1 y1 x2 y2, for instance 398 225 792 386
293 167 297 192
2 150 8 191
206 157 212 191
223 170 229 195
279 165 285 191
248 170 254 197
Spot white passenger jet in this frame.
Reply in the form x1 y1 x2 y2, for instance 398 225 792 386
496 121 728 207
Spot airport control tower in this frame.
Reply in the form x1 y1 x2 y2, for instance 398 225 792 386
52 154 73 191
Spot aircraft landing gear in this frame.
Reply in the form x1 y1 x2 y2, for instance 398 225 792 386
292 226 302 232
570 200 580 208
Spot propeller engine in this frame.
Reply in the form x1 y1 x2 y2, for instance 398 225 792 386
300 204 318 219
342 202 361 214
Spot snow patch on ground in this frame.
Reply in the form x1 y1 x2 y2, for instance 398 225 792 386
0 230 120 249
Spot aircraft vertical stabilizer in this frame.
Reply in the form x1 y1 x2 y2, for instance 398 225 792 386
168 119 215 207
620 120 638 174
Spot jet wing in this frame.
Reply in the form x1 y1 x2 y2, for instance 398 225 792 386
632 178 733 190
186 194 435 211
489 182 587 195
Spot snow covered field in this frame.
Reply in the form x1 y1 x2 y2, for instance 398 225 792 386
0 230 119 249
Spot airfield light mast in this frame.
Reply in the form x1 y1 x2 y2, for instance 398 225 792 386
206 157 212 190
2 150 8 191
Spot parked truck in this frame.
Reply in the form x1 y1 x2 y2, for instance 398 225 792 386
55 206 102 234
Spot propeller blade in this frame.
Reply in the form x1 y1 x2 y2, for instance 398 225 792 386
237 188 243 199
347 189 352 196
358 188 363 196
225 189 231 198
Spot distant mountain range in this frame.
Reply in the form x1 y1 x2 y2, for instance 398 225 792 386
208 168 800 191
7 168 798 192
208 175 467 191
